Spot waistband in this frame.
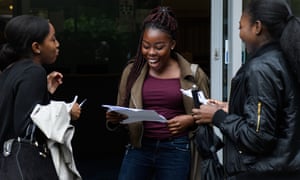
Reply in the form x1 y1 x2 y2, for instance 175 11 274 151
142 135 189 142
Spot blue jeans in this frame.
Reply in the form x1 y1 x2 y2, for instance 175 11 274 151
118 136 191 180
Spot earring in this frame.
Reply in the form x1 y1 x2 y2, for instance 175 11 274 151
36 50 40 54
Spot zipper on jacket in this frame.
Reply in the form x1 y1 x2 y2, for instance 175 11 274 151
256 102 262 133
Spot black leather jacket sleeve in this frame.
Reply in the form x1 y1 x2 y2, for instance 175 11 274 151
216 53 287 154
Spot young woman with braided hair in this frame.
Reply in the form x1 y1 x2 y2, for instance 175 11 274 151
105 6 209 180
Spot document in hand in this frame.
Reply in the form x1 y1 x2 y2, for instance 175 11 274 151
102 105 167 124
180 89 208 104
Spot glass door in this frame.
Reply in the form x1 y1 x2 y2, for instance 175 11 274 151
210 0 243 101
210 0 243 163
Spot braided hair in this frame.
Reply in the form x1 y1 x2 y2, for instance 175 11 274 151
122 6 178 106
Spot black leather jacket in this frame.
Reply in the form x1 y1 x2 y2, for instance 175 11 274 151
213 42 300 177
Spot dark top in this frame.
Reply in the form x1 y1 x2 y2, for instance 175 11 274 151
142 74 186 140
0 59 49 151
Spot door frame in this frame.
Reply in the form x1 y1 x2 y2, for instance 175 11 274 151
210 0 243 163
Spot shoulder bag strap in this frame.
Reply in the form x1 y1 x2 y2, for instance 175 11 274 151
190 63 198 80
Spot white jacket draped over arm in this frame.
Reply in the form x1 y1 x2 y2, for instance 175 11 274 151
30 100 82 180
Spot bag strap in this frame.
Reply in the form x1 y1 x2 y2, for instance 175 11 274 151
190 64 219 152
3 122 37 157
23 105 38 142
190 63 198 81
24 122 36 142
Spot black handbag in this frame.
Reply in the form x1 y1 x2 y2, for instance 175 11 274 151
0 123 58 180
190 63 225 180
194 125 225 180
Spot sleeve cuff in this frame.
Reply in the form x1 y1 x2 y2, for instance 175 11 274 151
212 109 227 128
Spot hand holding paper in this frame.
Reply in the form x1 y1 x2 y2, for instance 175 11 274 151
102 105 167 124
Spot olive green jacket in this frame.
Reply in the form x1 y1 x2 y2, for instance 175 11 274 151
110 53 209 180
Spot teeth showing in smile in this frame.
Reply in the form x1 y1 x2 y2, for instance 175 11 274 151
149 59 158 64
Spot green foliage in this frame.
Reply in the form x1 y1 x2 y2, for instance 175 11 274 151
64 14 119 40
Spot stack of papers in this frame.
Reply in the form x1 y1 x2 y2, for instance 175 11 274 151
102 105 167 124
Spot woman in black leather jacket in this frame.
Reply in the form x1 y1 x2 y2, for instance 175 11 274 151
192 0 300 179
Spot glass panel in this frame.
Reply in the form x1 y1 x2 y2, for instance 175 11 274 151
289 0 300 16
223 0 228 101
0 0 13 44
28 0 150 74
2 0 211 75
1 0 162 74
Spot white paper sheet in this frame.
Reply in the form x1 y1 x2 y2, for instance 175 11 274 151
180 89 208 104
102 105 167 124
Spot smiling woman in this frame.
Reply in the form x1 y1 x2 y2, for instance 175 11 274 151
141 28 177 76
2 1 212 179
105 6 209 180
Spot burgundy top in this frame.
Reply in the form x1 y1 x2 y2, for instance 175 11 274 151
142 74 187 140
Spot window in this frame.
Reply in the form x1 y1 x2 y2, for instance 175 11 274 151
2 0 211 75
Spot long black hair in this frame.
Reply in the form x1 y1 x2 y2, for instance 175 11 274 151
245 0 300 83
122 6 178 106
0 15 49 71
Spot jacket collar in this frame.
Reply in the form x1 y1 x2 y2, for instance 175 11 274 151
248 41 281 61
130 52 195 109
